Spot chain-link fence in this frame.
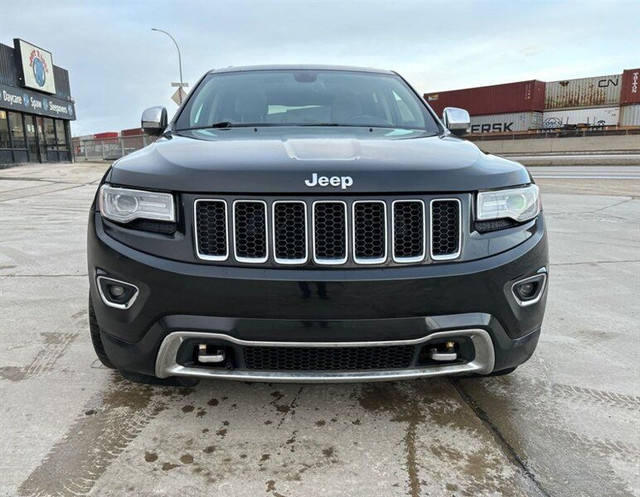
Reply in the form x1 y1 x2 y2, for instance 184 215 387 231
72 135 158 161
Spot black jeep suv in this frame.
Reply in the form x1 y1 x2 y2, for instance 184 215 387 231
88 65 548 385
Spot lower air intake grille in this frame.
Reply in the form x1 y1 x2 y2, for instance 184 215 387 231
431 199 461 259
313 202 347 263
195 200 228 260
234 201 267 262
243 345 415 371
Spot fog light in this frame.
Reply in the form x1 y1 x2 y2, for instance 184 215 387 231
512 272 547 306
516 283 536 299
109 285 125 298
97 276 139 309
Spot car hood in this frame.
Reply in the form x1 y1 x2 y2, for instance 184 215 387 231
109 127 531 193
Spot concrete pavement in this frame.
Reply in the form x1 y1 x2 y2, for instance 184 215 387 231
528 165 640 180
1 162 638 497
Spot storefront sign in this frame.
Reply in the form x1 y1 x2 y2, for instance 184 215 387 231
0 84 75 120
14 39 57 94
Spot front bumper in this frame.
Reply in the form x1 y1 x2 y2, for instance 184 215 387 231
88 212 548 381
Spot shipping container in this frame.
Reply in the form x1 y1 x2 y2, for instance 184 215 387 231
621 69 640 105
469 112 543 133
424 80 545 116
121 127 144 137
620 104 640 127
121 128 146 151
544 74 621 110
94 132 119 139
542 107 619 128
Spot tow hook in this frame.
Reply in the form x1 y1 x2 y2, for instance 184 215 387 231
197 344 226 364
429 341 458 362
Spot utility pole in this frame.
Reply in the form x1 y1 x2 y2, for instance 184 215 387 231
151 28 185 103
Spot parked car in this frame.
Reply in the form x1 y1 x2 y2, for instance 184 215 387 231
87 65 548 385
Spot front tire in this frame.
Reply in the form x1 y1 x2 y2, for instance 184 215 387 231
88 296 116 369
89 295 198 386
488 366 517 377
120 370 199 387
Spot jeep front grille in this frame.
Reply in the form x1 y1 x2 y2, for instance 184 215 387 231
194 200 228 261
313 201 348 264
233 201 268 263
392 200 425 263
194 197 462 266
430 199 461 260
273 201 307 264
353 201 387 264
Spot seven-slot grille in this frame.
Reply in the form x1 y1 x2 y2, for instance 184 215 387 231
430 199 461 260
313 202 348 264
353 201 387 264
234 201 268 262
194 198 461 265
392 200 425 262
194 200 228 261
273 201 307 264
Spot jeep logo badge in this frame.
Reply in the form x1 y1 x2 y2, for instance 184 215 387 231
305 173 353 190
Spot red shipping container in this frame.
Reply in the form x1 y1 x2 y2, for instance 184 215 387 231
94 132 119 139
621 68 640 105
424 80 546 117
121 127 144 137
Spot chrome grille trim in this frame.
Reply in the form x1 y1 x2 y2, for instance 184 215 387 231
194 199 229 261
391 199 426 264
272 201 308 265
233 200 269 264
430 198 462 261
312 200 348 265
352 200 388 265
194 197 463 266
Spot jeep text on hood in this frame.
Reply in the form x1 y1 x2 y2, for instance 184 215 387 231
88 65 548 386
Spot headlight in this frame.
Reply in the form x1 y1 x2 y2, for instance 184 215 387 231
477 184 540 222
99 185 175 223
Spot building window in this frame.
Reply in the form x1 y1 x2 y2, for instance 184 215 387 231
43 118 56 145
0 111 9 148
55 120 67 145
24 115 37 158
8 112 25 148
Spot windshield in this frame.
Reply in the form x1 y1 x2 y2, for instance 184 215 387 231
175 69 440 132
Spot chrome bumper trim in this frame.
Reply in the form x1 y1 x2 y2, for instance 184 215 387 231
155 329 495 382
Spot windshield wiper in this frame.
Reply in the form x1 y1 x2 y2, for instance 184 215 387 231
178 122 283 131
295 123 342 126
178 122 430 132
178 122 235 131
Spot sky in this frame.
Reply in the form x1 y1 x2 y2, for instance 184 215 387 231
1 0 638 136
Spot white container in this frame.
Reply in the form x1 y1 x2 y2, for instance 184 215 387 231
469 112 543 133
620 105 640 127
545 74 622 109
542 107 619 128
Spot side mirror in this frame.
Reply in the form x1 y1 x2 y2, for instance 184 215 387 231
442 107 470 136
141 106 168 136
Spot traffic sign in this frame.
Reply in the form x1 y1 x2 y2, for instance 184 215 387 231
171 82 189 87
171 87 187 105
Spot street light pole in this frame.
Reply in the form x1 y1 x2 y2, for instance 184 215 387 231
151 28 184 103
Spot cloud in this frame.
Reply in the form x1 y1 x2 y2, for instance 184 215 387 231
1 0 638 135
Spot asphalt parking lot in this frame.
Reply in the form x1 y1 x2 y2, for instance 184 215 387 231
1 163 638 497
